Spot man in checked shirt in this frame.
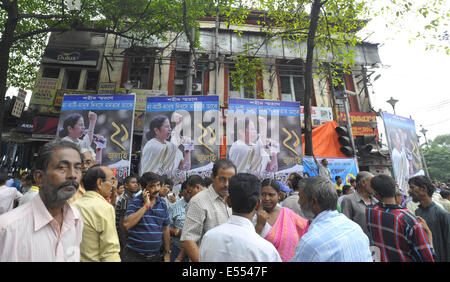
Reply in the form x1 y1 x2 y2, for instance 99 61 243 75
366 174 436 262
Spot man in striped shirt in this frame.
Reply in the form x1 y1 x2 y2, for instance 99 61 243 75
366 174 436 262
122 172 171 262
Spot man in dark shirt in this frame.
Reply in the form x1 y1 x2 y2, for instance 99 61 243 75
122 172 171 262
366 174 436 262
115 175 140 259
408 175 450 262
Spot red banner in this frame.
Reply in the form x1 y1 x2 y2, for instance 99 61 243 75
338 112 379 139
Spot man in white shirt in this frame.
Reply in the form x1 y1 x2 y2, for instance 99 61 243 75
199 173 281 262
0 172 23 215
313 155 332 181
0 139 84 262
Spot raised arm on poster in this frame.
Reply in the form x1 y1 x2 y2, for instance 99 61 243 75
59 110 104 163
229 116 279 174
258 116 279 172
140 114 191 175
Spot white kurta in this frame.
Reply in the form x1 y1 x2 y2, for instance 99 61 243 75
229 139 270 174
62 135 92 151
199 215 282 262
139 138 183 176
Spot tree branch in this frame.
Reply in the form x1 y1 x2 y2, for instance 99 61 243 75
18 13 66 20
122 0 153 34
0 0 12 10
13 26 152 43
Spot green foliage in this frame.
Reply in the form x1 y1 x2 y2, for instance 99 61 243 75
222 0 369 92
229 43 264 94
422 134 450 182
367 0 450 54
1 0 216 91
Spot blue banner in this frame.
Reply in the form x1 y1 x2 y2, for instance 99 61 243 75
382 112 424 193
228 98 300 117
146 96 219 112
302 156 358 185
61 94 135 111
382 112 416 131
141 95 220 183
227 98 302 182
58 94 136 181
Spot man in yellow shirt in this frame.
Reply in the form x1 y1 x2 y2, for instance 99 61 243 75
335 176 344 192
72 165 120 262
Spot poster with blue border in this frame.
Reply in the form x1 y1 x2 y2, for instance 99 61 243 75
58 94 136 181
140 96 220 182
302 156 358 185
382 112 424 193
227 98 302 183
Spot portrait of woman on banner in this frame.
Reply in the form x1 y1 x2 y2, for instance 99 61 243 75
140 113 191 176
229 116 279 175
58 111 104 163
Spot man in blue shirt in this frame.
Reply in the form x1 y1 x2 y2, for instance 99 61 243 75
169 175 205 262
122 172 171 262
6 172 21 192
291 176 372 262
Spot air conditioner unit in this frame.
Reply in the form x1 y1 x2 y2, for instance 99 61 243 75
192 83 202 92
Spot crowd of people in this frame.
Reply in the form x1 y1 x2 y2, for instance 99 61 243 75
0 139 449 262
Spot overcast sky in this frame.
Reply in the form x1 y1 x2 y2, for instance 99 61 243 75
364 0 450 144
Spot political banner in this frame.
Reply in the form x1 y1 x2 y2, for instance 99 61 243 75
141 96 220 182
58 94 136 181
382 112 424 193
302 156 358 185
227 98 302 182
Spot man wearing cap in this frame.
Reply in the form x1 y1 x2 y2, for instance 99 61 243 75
278 181 291 206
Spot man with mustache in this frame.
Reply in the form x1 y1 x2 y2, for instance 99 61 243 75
72 165 121 262
181 159 236 262
0 139 84 262
408 176 449 262
122 172 171 262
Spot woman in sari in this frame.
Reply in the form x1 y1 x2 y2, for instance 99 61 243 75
254 178 309 262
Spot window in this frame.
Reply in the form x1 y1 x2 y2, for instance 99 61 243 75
228 64 256 99
42 67 60 78
128 56 152 89
84 71 99 90
277 59 305 103
280 75 305 103
63 69 81 90
331 70 346 112
173 52 206 96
